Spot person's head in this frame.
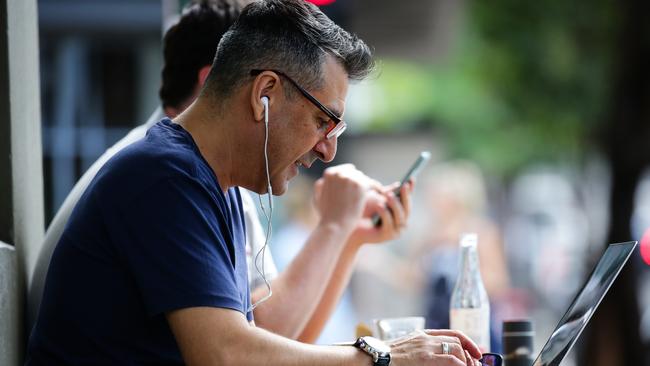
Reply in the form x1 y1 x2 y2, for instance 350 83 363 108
159 0 250 117
198 0 374 195
426 161 488 219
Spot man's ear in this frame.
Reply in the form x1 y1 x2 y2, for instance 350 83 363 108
250 71 281 123
197 65 211 88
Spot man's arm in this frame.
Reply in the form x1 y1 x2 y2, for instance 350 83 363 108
252 165 376 338
298 182 413 343
252 167 414 340
167 307 369 366
167 306 481 366
251 221 357 338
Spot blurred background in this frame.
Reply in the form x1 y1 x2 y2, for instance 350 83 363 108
37 0 650 365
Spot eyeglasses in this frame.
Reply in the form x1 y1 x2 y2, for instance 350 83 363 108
250 69 347 139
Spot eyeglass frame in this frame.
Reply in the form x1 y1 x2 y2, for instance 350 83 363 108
250 69 347 139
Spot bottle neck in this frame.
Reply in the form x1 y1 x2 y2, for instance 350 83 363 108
458 243 483 285
451 240 488 310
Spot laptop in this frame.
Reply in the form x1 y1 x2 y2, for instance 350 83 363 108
481 241 638 366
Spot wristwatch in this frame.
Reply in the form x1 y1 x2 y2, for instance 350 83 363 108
354 336 391 366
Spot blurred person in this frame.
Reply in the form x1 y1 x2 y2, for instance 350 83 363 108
416 161 510 351
505 170 590 312
27 1 482 365
502 169 591 365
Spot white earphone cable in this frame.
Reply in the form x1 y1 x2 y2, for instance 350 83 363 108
248 97 273 312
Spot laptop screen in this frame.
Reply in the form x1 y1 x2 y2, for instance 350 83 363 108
533 241 637 366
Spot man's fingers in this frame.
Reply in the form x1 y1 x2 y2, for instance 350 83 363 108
439 355 467 366
424 329 482 359
465 350 476 366
363 189 387 217
375 201 394 229
398 179 414 217
384 190 406 229
439 341 467 363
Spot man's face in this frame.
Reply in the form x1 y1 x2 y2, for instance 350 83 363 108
266 57 349 195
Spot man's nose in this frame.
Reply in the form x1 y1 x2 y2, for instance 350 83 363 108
313 136 338 163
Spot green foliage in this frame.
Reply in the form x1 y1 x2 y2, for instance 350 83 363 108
364 0 618 176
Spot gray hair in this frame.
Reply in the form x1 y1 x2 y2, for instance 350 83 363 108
202 0 374 99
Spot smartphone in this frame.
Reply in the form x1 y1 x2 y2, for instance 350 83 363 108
371 151 431 226
480 353 503 366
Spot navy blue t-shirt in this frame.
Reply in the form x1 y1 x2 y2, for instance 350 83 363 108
26 119 251 365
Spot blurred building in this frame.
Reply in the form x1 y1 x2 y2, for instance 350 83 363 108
39 0 163 221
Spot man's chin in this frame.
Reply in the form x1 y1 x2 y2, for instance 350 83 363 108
269 164 300 195
270 181 289 196
253 179 289 196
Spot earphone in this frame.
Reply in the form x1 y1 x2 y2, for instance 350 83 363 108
248 96 273 312
260 96 272 198
261 96 269 127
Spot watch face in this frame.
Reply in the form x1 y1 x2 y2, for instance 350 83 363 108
363 337 391 354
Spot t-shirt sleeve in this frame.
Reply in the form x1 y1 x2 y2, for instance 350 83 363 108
112 176 247 318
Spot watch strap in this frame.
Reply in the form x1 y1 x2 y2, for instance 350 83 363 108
354 337 391 366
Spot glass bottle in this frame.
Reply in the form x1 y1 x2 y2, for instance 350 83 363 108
450 233 491 352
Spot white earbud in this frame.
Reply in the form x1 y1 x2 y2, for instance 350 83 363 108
261 96 269 126
260 96 271 196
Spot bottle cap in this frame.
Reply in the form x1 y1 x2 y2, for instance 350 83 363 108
460 233 478 247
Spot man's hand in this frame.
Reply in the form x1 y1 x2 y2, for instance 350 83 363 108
291 166 416 344
347 179 414 247
312 164 378 233
312 164 415 247
388 329 482 366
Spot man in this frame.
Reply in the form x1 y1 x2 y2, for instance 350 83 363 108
28 0 410 343
27 1 482 365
